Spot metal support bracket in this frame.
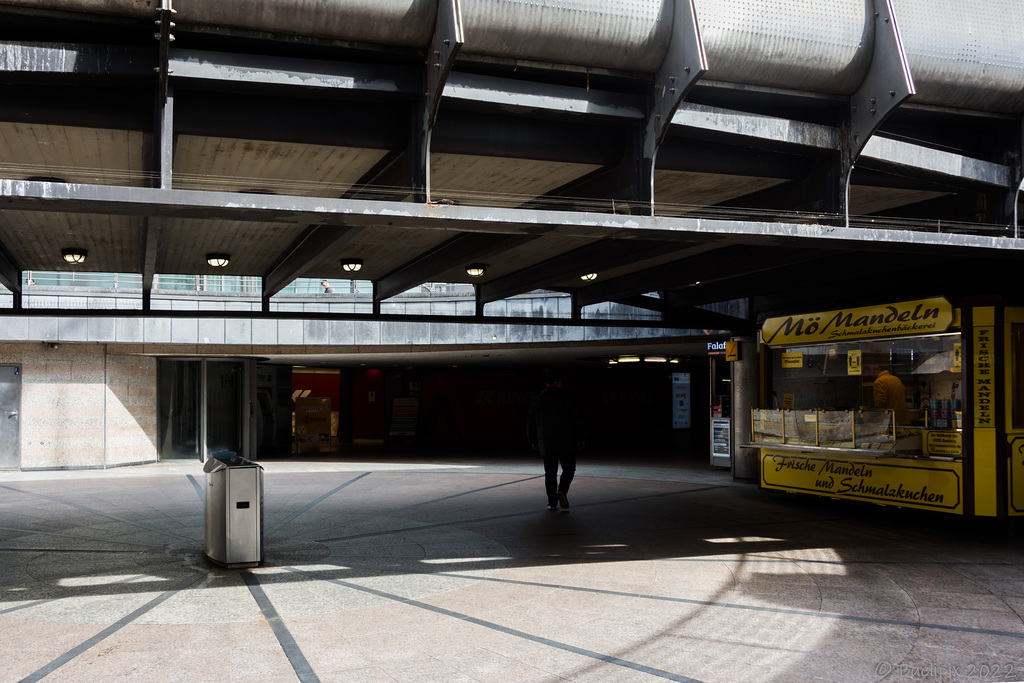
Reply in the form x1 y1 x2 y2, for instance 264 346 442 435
849 0 915 160
262 225 363 305
1015 175 1024 239
1012 117 1024 238
474 283 484 317
413 0 464 204
154 0 176 105
0 243 21 303
642 0 707 214
427 0 464 129
845 0 915 223
140 216 162 310
142 70 175 310
154 83 174 190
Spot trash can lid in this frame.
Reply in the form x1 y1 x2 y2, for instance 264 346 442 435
202 451 263 472
202 458 226 474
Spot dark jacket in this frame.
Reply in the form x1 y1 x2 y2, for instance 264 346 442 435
527 385 585 453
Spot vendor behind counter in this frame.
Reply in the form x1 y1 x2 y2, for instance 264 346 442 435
870 365 911 423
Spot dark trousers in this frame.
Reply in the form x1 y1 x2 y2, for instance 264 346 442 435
543 449 576 503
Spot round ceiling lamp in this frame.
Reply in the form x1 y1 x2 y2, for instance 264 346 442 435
465 263 487 277
341 258 363 273
61 247 87 264
580 272 598 281
206 253 230 268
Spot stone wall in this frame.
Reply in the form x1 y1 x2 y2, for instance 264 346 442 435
104 354 158 467
0 343 156 469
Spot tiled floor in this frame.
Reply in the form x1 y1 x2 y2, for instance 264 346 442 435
2 456 1023 682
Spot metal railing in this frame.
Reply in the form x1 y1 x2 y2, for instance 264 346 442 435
155 274 262 293
2 277 684 325
24 271 142 290
18 273 477 300
4 160 1021 238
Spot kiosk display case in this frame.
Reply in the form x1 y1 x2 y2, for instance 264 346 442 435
751 297 1009 517
747 297 1024 520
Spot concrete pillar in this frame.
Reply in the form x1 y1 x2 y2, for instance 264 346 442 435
731 335 759 481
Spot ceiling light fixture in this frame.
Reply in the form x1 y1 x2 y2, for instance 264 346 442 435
580 272 598 281
61 248 87 264
206 253 230 268
341 258 363 273
466 263 487 277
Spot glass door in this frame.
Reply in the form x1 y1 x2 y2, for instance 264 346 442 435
206 360 244 458
158 359 252 461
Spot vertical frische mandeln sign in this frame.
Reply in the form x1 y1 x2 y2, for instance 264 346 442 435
761 297 954 346
973 325 994 428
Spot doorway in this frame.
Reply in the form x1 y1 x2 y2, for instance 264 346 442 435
0 365 21 470
206 360 245 457
157 358 252 461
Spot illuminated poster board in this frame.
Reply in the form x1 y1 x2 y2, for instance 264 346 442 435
389 397 420 436
295 397 331 443
672 373 691 428
712 418 731 458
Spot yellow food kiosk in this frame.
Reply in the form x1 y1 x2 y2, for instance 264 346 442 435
752 297 1024 519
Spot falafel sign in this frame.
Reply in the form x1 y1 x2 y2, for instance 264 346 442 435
761 298 953 346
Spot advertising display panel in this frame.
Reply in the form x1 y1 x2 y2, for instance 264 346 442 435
671 372 691 429
761 449 963 513
756 297 977 516
762 297 953 346
295 397 331 443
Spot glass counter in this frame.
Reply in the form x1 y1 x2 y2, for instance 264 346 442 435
751 408 953 458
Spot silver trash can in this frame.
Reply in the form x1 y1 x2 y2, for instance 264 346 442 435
203 451 264 568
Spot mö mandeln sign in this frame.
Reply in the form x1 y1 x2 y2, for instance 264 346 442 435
761 297 954 346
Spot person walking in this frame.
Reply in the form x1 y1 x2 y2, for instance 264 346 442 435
527 372 585 511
